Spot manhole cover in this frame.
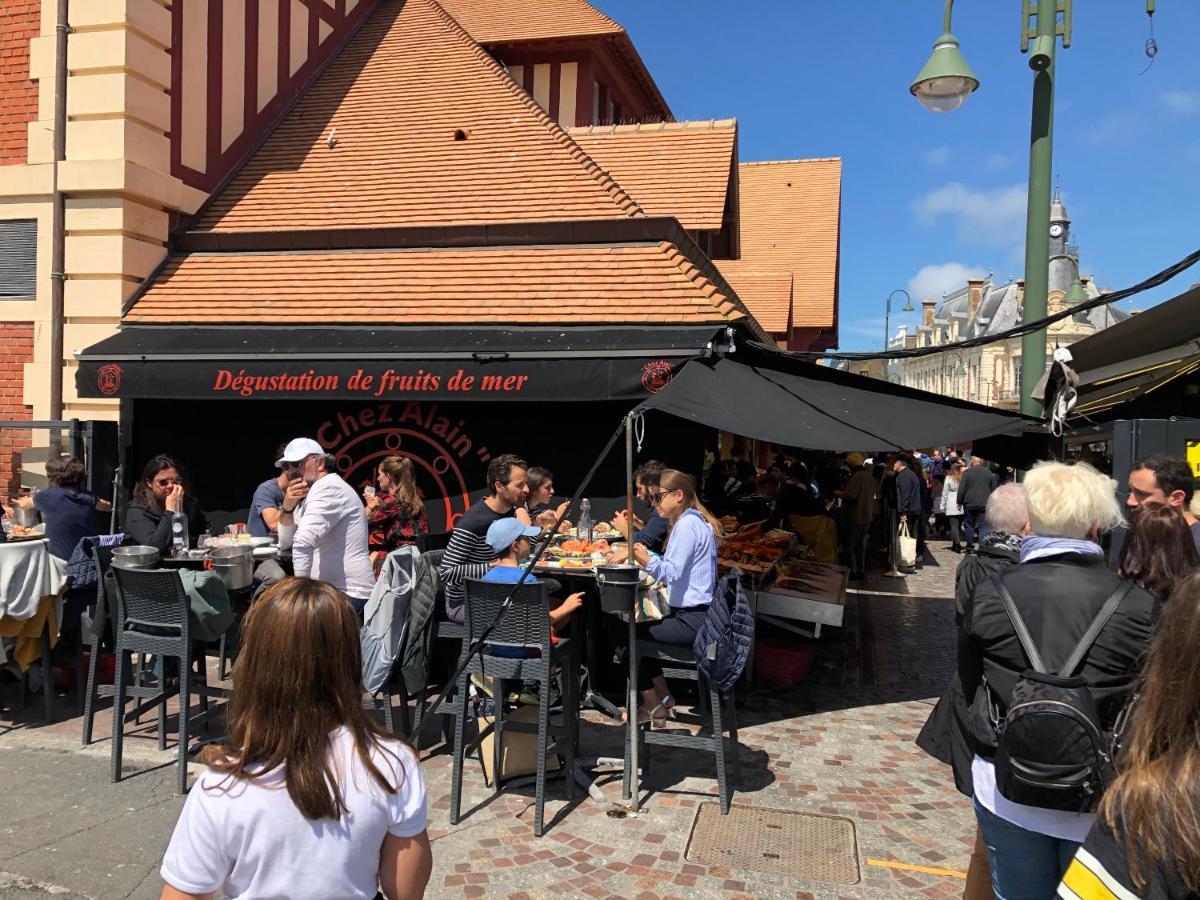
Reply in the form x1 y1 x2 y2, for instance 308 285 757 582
684 803 860 884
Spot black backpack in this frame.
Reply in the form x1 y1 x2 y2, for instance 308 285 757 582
986 571 1132 813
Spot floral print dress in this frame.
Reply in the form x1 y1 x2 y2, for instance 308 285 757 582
367 492 429 577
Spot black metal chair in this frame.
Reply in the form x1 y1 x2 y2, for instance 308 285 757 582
626 640 740 814
449 578 577 837
109 566 214 793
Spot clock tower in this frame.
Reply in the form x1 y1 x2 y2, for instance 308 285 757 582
1049 186 1069 256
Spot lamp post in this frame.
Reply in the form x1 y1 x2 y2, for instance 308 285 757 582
939 350 966 396
884 289 914 381
911 0 1071 416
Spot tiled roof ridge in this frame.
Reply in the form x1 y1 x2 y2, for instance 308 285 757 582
572 0 625 36
657 241 763 338
568 118 736 136
427 0 644 218
742 157 842 166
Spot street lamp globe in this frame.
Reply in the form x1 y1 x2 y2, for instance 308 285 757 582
910 32 979 113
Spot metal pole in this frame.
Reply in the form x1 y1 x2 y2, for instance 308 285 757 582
626 413 635 567
48 0 69 447
883 297 890 382
623 412 639 809
1020 0 1057 415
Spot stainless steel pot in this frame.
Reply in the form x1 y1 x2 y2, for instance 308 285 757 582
208 544 253 591
12 505 39 528
111 545 161 569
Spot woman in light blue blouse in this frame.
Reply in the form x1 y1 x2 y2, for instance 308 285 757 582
619 469 722 725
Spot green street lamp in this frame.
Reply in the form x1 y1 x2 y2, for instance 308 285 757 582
909 2 979 112
912 0 1072 416
1065 277 1088 305
883 288 914 382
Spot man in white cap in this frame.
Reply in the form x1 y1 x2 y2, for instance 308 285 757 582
275 437 374 614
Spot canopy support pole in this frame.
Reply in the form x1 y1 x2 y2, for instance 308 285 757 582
623 410 639 811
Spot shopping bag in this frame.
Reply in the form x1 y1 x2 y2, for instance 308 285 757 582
897 521 918 569
634 572 669 622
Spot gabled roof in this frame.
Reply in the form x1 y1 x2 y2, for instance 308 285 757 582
718 271 791 333
569 120 736 231
727 158 842 330
193 0 641 233
434 0 672 121
123 238 754 327
435 0 623 42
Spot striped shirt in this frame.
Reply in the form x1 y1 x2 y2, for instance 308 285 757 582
438 500 513 620
1059 817 1187 899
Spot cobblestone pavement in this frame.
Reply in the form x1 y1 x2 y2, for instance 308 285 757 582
0 541 972 899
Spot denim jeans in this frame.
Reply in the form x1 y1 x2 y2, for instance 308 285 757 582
973 798 1080 900
845 522 869 576
964 506 987 548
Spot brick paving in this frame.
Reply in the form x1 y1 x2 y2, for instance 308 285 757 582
0 541 973 898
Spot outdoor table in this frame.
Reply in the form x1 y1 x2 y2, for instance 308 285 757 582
0 537 69 721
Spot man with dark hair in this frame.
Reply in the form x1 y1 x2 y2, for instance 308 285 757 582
1128 454 1200 551
247 443 290 538
611 459 668 553
893 454 925 568
439 453 529 622
957 455 995 553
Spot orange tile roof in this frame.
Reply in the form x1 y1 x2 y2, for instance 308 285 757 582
193 0 641 233
435 0 622 43
123 243 752 326
569 121 736 231
718 270 791 333
729 158 842 330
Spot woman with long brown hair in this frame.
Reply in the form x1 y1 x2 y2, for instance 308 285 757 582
1059 569 1200 898
160 578 431 900
614 469 722 725
125 454 210 552
364 455 429 576
1118 502 1200 600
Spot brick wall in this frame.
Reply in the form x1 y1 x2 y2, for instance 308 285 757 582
0 1 40 165
0 322 34 494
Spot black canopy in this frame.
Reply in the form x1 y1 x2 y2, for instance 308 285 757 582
639 341 1038 451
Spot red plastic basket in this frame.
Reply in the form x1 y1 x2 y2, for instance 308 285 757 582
754 639 817 685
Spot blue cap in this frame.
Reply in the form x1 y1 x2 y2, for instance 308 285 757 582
486 518 543 554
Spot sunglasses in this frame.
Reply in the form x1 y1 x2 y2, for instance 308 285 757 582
154 477 180 487
648 489 677 505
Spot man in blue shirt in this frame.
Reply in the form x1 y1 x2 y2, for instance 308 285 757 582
611 460 668 553
247 448 289 538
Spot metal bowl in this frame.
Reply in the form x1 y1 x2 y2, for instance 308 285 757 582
111 545 161 569
12 506 39 528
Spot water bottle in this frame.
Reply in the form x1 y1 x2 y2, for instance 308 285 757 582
578 499 592 542
171 510 189 558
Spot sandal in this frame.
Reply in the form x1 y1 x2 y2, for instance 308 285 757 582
621 694 677 727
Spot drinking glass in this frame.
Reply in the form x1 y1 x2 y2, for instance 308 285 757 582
198 533 213 552
363 486 376 499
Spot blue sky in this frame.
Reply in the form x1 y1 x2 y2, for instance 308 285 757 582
593 1 1200 350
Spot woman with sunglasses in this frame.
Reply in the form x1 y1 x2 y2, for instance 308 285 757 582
124 454 210 552
611 469 723 725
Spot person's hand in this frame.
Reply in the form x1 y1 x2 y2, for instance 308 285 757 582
633 543 650 566
9 496 34 510
611 510 632 538
165 483 185 513
281 479 308 513
364 493 381 511
899 514 908 523
536 509 557 527
562 592 585 615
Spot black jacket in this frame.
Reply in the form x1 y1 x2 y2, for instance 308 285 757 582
917 534 1022 795
959 553 1160 761
124 497 210 551
895 467 923 516
956 465 994 510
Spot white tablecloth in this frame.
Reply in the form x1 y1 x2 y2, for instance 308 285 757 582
0 539 68 620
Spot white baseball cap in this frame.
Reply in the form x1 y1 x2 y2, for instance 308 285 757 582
276 437 325 467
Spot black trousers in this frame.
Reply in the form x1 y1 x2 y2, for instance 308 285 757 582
633 605 709 691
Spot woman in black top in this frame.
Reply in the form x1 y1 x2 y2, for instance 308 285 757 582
124 455 209 551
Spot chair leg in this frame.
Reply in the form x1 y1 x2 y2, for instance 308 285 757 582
132 654 144 725
449 673 470 826
411 685 427 747
381 692 395 734
492 678 505 795
725 691 741 780
156 656 168 752
708 678 729 814
110 647 128 783
81 632 102 746
178 652 191 794
40 623 55 724
534 674 550 837
396 675 412 738
218 633 228 681
563 665 576 803
195 650 209 716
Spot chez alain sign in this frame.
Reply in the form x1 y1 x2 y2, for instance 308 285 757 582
83 357 676 401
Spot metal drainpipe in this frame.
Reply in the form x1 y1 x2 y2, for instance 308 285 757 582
48 0 69 449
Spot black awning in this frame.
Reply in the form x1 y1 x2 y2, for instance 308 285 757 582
640 341 1038 451
1035 285 1200 421
75 325 725 402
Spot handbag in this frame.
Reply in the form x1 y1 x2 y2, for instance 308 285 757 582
635 572 669 622
897 521 918 568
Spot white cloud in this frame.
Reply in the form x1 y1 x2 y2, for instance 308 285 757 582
983 152 1013 171
1087 110 1144 146
907 262 988 301
923 146 951 166
1162 90 1200 114
911 182 1027 248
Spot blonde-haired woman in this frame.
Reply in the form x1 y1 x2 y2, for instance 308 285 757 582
615 469 723 724
159 578 431 899
955 462 1159 898
365 456 429 576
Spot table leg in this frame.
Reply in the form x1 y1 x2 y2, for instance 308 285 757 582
625 613 639 811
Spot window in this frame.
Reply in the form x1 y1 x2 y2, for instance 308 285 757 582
1013 358 1023 396
0 220 36 298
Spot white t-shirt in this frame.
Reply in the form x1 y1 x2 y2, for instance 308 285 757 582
278 473 375 600
972 755 1093 842
161 728 426 899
